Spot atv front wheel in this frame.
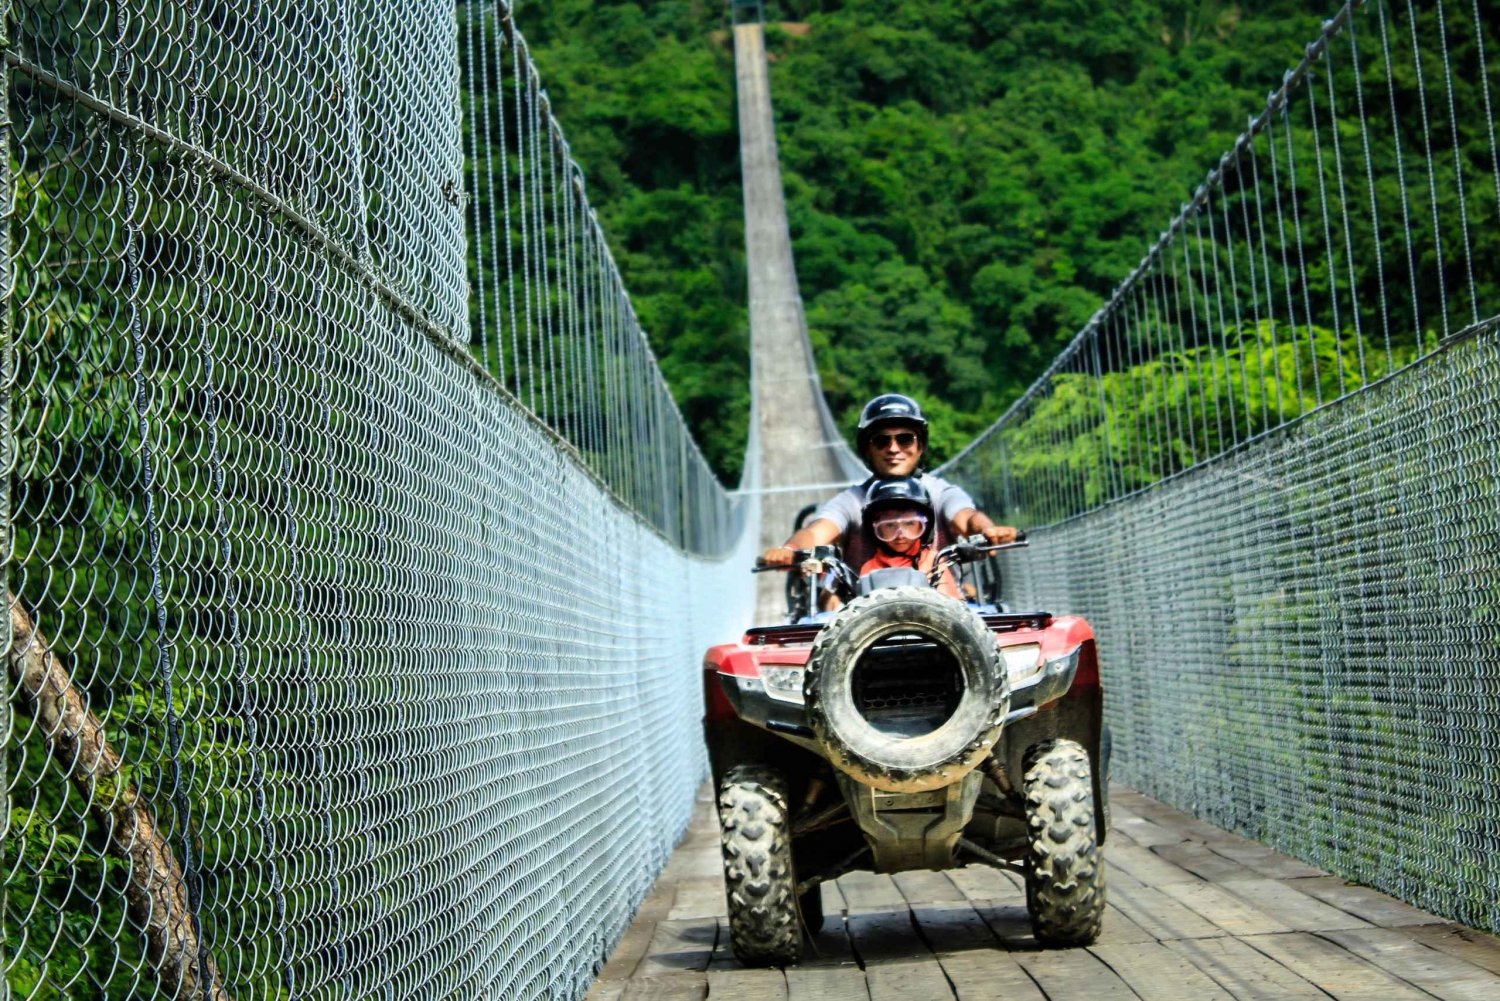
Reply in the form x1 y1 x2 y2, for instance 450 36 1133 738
718 765 802 965
1022 739 1106 945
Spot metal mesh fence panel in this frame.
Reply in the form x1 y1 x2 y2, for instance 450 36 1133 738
944 0 1500 932
2 0 754 998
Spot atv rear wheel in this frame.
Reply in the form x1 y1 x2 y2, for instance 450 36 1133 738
1022 739 1105 945
718 765 802 965
804 586 1008 793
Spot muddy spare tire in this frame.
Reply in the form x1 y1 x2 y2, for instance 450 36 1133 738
804 587 1008 793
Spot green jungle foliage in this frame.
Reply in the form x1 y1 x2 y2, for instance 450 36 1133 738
515 0 1351 479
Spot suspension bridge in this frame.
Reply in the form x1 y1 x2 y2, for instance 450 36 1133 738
2 0 1497 999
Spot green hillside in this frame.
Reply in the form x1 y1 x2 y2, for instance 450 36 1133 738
516 1 1327 480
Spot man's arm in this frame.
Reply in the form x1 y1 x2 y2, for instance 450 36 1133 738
761 518 841 566
949 507 1019 546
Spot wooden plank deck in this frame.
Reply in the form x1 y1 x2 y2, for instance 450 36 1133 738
586 784 1500 1000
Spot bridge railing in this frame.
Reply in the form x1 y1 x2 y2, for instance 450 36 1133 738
944 0 1499 933
2 1 753 998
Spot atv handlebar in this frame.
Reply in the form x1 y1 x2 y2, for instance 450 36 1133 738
752 544 845 572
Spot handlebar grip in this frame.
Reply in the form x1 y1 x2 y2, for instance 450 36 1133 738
1015 529 1027 543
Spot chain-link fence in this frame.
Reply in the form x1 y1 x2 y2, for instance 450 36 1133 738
944 0 1500 932
2 0 755 997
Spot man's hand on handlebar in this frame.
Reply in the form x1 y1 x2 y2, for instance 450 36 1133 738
760 545 797 568
979 525 1021 547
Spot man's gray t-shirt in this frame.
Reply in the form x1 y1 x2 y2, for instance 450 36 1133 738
812 473 975 537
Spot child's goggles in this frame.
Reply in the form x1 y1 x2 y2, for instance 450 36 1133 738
872 515 928 542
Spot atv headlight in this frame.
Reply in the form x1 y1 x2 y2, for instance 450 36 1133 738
1000 643 1042 684
759 665 806 705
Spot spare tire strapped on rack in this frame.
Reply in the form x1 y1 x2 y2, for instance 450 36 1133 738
803 586 1009 794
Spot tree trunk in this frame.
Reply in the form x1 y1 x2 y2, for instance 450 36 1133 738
9 596 232 1001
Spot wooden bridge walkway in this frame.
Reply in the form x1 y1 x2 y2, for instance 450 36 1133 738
586 784 1500 1001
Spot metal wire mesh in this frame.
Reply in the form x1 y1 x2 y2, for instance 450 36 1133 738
944 0 1500 932
2 0 754 997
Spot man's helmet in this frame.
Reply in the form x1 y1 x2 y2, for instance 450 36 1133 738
856 393 930 458
863 476 936 545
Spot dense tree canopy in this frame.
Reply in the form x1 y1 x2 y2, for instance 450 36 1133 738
516 1 1338 481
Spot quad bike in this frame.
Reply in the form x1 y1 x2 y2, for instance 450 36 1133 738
703 534 1109 965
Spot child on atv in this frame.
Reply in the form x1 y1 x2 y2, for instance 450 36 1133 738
859 477 962 600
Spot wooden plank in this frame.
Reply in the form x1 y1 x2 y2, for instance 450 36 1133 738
620 972 709 1001
846 909 928 963
1088 941 1235 1000
1100 903 1164 945
1217 878 1372 932
892 869 968 905
933 950 1046 1001
945 864 1023 903
1153 842 1262 883
1292 877 1450 929
1110 813 1186 847
1108 876 1227 941
1156 880 1291 937
583 981 625 1001
1012 949 1137 1000
1406 923 1500 977
1321 928 1500 1001
909 902 1002 954
1239 932 1433 1001
864 959 955 1001
971 901 1038 949
837 871 907 913
785 966 872 1001
1107 842 1205 886
1163 936 1327 1000
707 968 790 1000
1199 835 1327 880
635 917 718 977
668 877 728 920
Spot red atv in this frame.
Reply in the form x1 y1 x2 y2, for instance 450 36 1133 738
703 536 1109 965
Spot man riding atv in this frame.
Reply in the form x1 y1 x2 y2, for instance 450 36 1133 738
760 393 1019 575
707 393 1109 967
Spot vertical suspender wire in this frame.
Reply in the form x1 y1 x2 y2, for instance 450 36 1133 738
1376 0 1424 347
1264 108 1307 416
1303 57 1348 398
1473 0 1500 240
1403 0 1450 338
542 111 563 434
1164 240 1200 468
1279 94 1323 404
528 69 550 424
464 0 492 373
1347 12 1396 373
498 15 520 390
512 43 536 410
1321 31 1368 382
1204 192 1241 449
1215 180 1252 448
1247 134 1288 426
1195 208 1232 451
1235 144 1272 438
1431 0 1478 326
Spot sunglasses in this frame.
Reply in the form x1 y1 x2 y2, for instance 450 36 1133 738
870 431 918 450
872 515 928 542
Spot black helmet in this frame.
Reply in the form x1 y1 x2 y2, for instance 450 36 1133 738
863 476 935 545
856 393 929 459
